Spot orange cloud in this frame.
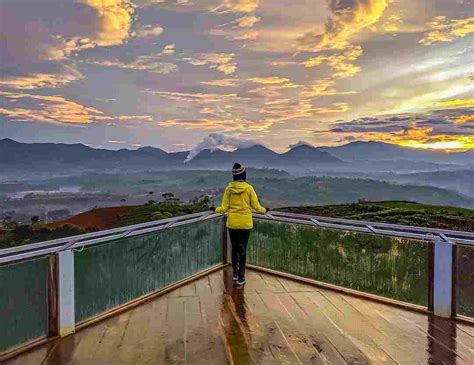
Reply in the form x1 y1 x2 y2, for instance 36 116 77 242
454 114 474 124
184 53 237 75
81 0 135 47
420 16 474 46
89 55 178 74
304 46 363 79
298 0 389 51
135 25 164 38
201 79 240 87
0 67 83 90
212 0 260 14
248 77 290 84
157 118 270 132
0 91 152 124
237 16 260 28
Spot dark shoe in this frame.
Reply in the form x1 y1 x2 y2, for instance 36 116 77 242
236 279 246 286
233 275 238 281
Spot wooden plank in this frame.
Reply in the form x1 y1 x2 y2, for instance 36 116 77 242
164 297 186 363
259 272 287 293
184 296 213 364
290 292 369 365
228 292 278 363
309 291 396 364
92 311 132 364
197 293 229 365
367 301 467 364
246 270 272 293
195 275 213 298
208 271 225 295
277 276 317 293
259 292 326 364
179 281 196 297
278 293 346 365
112 296 167 364
219 293 253 364
343 295 431 364
3 342 56 365
244 292 301 363
324 291 422 364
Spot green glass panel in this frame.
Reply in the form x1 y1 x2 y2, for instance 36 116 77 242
74 219 223 322
0 257 49 353
456 245 474 318
248 220 429 306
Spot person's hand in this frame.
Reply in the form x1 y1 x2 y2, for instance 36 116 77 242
210 206 216 212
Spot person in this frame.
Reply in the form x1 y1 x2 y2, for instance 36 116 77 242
211 163 268 286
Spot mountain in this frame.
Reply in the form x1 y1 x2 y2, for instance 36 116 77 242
319 141 470 164
281 144 342 164
1 138 471 180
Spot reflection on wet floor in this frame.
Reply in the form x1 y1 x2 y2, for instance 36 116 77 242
4 267 474 364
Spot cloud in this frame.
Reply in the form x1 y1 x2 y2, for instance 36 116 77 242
0 65 83 90
201 79 240 87
183 53 237 75
89 55 178 74
184 132 259 162
432 98 474 109
382 15 403 32
323 109 474 151
0 0 135 90
248 77 291 84
304 45 363 79
211 0 260 14
0 91 152 124
299 79 357 98
454 114 474 124
419 16 474 46
237 16 260 28
298 0 389 51
135 25 164 38
288 141 313 149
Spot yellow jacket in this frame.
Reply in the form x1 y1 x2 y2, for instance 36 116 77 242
215 181 266 229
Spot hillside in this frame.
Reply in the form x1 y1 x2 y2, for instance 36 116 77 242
279 201 474 231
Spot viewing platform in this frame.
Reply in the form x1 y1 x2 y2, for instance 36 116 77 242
1 211 473 364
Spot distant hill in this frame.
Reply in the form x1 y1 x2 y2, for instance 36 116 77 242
1 138 472 180
278 201 474 231
320 141 472 164
0 139 343 175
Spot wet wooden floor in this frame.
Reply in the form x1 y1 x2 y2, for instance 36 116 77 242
6 268 474 364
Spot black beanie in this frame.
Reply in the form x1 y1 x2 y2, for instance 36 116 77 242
232 163 246 181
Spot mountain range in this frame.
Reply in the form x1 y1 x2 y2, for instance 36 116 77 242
0 138 472 177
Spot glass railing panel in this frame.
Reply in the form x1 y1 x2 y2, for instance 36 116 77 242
0 257 49 353
456 245 474 318
74 219 223 323
248 220 429 306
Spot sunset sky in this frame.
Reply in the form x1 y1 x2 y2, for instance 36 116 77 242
0 0 473 152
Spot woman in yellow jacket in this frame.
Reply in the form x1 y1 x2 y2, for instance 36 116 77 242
211 163 268 285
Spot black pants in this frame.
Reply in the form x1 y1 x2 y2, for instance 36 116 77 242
228 229 251 282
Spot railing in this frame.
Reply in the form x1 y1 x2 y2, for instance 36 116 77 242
0 212 226 356
1 210 473 358
251 211 474 319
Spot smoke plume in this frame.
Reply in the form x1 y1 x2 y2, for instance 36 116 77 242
185 133 258 162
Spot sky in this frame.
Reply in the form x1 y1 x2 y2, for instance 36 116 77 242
0 0 473 152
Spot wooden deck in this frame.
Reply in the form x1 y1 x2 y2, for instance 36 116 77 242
6 267 474 364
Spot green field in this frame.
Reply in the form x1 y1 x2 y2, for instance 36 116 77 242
279 201 474 231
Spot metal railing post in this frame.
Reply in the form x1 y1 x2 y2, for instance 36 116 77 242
57 250 75 336
433 237 454 318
